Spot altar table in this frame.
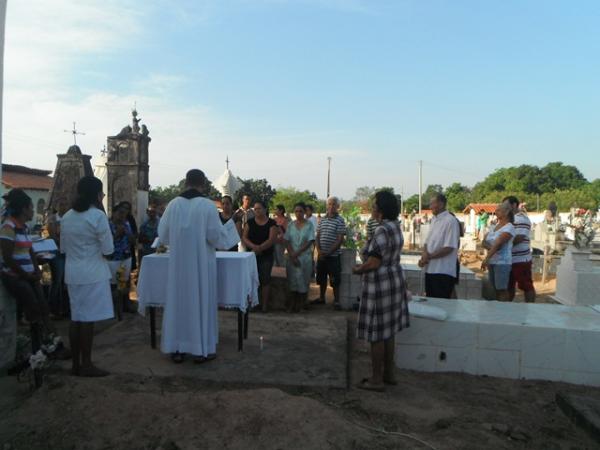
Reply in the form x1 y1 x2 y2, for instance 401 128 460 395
137 252 259 351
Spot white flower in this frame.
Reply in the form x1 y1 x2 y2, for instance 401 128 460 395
29 350 47 370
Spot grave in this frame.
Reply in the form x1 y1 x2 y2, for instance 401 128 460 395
396 298 600 386
402 260 483 299
105 109 151 225
554 245 600 306
47 144 94 214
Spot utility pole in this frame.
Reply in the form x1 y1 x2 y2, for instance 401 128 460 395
326 156 332 198
418 160 423 215
400 185 404 215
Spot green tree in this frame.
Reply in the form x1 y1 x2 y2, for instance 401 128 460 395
423 184 443 200
403 194 420 213
149 178 221 205
444 183 471 212
271 187 319 213
539 162 588 192
353 186 376 202
234 178 276 208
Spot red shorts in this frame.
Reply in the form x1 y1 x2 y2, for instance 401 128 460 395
510 261 534 292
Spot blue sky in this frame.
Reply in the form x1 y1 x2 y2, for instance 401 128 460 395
4 0 600 199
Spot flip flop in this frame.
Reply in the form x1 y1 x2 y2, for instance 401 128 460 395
357 378 385 392
194 354 217 364
171 352 185 364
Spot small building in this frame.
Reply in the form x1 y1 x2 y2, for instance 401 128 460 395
1 164 54 228
462 203 498 234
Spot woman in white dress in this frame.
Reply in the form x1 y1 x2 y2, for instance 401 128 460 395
61 177 114 377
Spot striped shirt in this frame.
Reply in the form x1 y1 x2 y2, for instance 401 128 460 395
512 212 532 263
366 218 380 241
0 218 35 275
317 214 346 256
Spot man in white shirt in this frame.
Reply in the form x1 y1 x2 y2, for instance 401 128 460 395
158 169 238 363
418 193 461 299
503 196 536 303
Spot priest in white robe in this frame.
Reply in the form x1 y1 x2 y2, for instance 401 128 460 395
158 169 239 363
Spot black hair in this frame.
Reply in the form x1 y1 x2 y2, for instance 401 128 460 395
305 204 314 212
293 202 306 210
222 195 233 203
254 200 267 210
276 204 286 214
2 189 33 217
73 176 104 212
375 190 400 220
502 195 519 207
431 192 447 206
185 169 206 187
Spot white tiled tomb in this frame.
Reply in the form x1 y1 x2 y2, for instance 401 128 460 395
396 298 600 386
402 262 483 300
554 246 600 306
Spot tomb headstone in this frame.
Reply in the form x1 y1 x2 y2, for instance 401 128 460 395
554 245 600 306
106 109 151 225
47 145 93 213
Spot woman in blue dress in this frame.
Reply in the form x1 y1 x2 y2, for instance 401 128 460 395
284 202 315 312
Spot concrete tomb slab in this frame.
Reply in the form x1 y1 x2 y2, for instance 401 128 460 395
396 298 600 386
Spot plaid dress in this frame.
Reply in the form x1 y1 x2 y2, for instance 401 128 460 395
357 220 409 342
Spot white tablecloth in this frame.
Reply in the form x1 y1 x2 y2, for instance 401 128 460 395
137 252 259 314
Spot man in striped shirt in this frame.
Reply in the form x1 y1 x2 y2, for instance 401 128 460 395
313 196 346 309
503 196 536 303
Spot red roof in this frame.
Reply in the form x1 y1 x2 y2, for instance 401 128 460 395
2 164 53 191
463 203 497 214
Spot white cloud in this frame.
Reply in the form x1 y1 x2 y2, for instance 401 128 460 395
2 0 368 199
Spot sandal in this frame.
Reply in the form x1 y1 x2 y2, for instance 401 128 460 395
357 378 385 392
194 354 217 364
78 365 109 377
171 352 185 364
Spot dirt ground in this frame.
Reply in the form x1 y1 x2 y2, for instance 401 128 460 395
1 284 599 450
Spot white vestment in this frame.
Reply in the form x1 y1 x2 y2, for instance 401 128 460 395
158 195 237 357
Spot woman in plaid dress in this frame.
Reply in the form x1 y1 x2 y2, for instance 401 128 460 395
353 191 409 392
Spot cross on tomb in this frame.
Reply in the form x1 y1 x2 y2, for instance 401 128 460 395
64 121 86 146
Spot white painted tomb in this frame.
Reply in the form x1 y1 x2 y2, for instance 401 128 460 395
396 298 600 387
401 255 483 299
554 245 600 306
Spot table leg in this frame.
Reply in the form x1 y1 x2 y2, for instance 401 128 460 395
244 310 249 340
237 309 243 352
150 306 157 349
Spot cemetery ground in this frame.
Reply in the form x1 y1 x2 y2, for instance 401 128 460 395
1 283 599 450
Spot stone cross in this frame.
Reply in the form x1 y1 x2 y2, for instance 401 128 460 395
64 121 85 145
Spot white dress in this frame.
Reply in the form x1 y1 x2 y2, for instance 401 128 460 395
158 194 238 357
61 206 115 322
